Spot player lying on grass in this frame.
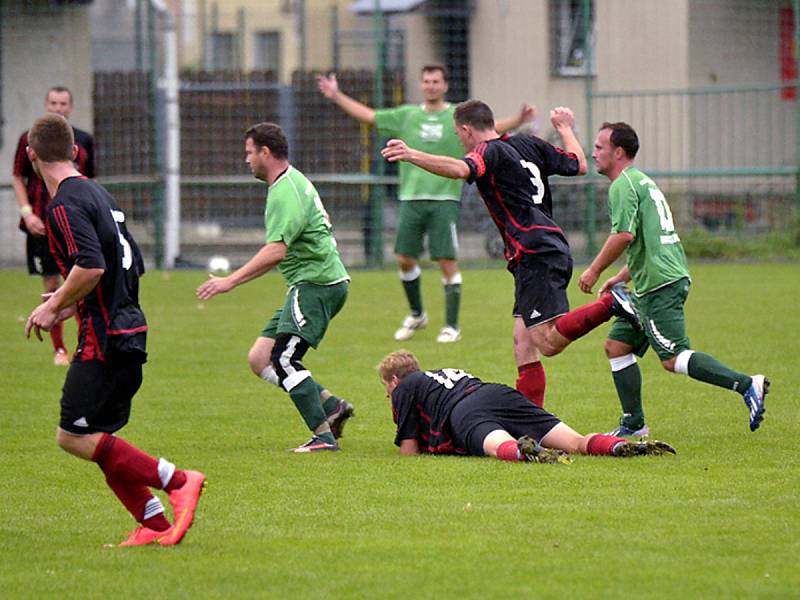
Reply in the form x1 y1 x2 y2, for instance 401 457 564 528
378 350 675 463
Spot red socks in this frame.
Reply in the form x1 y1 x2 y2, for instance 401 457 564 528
516 362 546 408
50 321 65 351
554 295 614 341
496 440 522 462
92 433 180 527
586 434 628 456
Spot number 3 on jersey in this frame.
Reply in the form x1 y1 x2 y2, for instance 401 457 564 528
110 209 133 270
520 160 544 204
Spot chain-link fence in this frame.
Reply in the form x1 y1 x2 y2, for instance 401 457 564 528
1 0 798 272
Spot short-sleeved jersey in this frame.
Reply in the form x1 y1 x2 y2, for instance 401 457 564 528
391 368 483 454
14 127 95 231
463 135 580 267
608 167 690 296
265 166 350 287
47 176 147 362
375 103 464 202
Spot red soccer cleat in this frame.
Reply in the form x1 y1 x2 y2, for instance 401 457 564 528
109 525 171 548
159 470 207 546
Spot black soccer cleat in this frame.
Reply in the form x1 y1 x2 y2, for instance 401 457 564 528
326 399 355 439
517 435 573 464
611 439 677 457
608 283 641 329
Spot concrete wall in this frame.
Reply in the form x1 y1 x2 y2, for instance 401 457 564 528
0 1 93 266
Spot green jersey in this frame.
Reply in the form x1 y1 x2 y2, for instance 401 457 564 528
608 167 690 296
265 166 349 287
375 103 464 201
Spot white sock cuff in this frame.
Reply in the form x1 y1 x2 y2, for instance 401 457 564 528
282 369 311 392
259 365 279 386
674 350 695 375
157 458 176 489
143 496 165 520
399 265 421 281
442 272 463 286
609 353 637 372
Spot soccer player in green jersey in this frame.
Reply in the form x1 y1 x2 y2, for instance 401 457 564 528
580 122 768 434
197 122 353 452
318 65 533 343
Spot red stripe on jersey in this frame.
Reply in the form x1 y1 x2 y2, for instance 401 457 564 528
96 283 111 326
80 313 104 362
108 325 149 335
465 152 486 178
489 175 564 234
52 205 79 256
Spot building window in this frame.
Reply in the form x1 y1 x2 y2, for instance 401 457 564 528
550 0 594 77
253 31 281 74
209 32 234 71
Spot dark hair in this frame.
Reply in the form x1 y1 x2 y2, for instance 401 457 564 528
454 99 495 131
46 86 73 104
244 122 288 159
600 121 639 159
421 64 448 82
28 114 74 162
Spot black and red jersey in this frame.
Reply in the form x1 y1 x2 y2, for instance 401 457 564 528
13 127 95 232
391 369 483 454
463 134 580 267
46 176 147 362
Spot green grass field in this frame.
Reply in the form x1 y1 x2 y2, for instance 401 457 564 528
1 264 798 598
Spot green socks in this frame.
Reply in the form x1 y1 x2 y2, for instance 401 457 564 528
444 275 462 329
288 378 333 442
612 361 645 429
686 351 752 394
401 275 423 316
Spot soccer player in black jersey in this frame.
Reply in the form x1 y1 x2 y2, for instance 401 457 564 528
23 114 205 548
13 86 95 366
378 350 675 461
381 100 638 409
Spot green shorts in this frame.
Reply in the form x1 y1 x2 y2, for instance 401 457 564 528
608 277 691 362
394 200 459 260
261 281 348 349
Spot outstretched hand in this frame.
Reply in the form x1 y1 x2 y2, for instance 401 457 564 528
550 106 575 130
316 73 339 99
381 139 411 163
519 103 536 123
196 274 234 300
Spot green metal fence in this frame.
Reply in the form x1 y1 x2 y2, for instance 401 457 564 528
1 0 797 271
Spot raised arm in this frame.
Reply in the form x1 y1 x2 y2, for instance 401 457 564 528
496 103 536 134
550 107 588 175
381 139 470 180
317 73 376 125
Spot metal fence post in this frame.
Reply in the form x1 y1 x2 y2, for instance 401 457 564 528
583 0 596 260
794 0 800 224
369 0 386 268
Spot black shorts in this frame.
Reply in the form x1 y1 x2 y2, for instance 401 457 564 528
512 253 572 328
26 234 60 277
59 357 144 435
448 384 562 456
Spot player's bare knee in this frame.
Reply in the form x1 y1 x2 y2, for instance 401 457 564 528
661 357 677 372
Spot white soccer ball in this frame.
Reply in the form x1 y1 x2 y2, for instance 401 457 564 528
208 256 231 273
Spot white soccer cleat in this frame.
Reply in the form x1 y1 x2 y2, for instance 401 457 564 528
436 326 461 343
394 313 428 341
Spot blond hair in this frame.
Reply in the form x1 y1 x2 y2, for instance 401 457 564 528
377 350 421 383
